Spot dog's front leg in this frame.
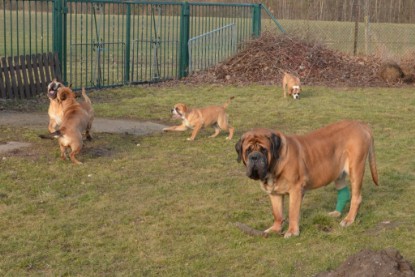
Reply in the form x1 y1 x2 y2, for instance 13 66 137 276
48 119 58 133
264 193 284 234
163 123 188 132
285 188 303 238
187 123 202 141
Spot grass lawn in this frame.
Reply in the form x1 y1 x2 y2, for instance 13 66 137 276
0 84 415 276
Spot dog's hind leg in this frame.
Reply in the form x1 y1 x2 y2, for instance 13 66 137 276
340 158 366 227
85 124 93 141
59 144 67 160
217 115 234 140
69 147 83 165
209 126 221 138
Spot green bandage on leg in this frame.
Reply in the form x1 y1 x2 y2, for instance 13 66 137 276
335 186 350 213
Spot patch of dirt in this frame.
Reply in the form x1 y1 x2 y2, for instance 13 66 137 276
0 111 166 136
0 111 166 155
179 32 414 87
315 248 415 277
0 141 32 154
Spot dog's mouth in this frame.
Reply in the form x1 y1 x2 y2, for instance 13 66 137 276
47 82 62 99
171 108 183 119
246 152 268 181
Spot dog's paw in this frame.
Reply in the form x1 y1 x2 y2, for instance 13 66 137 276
328 210 341 218
186 137 194 141
264 225 282 234
340 218 354 227
283 229 300 239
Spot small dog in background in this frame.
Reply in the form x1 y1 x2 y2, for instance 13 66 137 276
46 79 94 140
52 87 91 164
282 72 301 100
163 97 235 141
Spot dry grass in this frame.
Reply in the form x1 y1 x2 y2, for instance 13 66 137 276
0 84 415 276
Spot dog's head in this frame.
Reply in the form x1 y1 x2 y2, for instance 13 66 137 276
235 129 282 181
47 79 64 100
47 79 73 100
170 103 188 119
291 85 301 100
56 87 76 104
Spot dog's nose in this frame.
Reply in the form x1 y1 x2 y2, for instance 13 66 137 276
249 152 261 162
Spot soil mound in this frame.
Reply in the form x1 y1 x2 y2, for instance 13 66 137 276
185 32 414 87
315 248 415 277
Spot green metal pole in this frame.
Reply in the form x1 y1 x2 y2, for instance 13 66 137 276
53 0 63 66
124 4 131 84
53 0 67 82
252 4 261 38
179 2 190 79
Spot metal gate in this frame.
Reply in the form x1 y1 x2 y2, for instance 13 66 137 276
1 0 284 93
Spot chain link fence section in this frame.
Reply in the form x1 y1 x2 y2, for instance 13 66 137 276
188 23 237 74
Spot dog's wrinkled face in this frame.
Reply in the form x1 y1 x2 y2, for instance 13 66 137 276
235 129 282 181
170 103 187 119
291 86 301 100
47 79 64 100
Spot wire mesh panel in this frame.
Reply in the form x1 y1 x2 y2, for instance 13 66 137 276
0 0 54 58
188 23 237 74
1 0 275 92
129 3 181 84
66 1 129 88
189 3 254 49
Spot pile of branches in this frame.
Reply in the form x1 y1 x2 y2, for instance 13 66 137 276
184 32 387 87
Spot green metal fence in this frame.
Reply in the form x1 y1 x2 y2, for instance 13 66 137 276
1 0 283 92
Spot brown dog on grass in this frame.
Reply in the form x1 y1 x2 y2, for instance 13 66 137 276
52 87 92 164
235 120 378 238
163 97 235 141
282 72 301 99
47 80 94 139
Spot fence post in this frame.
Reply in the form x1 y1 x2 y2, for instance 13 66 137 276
124 4 131 84
179 2 190 79
53 0 67 82
252 4 261 37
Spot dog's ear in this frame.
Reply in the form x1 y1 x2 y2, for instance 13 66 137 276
235 137 244 163
57 90 68 103
270 133 281 161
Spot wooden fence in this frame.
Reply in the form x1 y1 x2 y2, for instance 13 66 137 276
0 52 61 99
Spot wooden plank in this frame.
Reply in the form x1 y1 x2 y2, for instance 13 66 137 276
7 56 18 98
14 55 25 99
2 57 12 98
31 54 42 95
43 53 52 85
25 55 36 97
20 55 30 98
0 58 6 98
37 54 46 94
53 52 62 81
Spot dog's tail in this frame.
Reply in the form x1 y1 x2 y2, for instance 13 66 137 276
368 138 379 186
81 87 92 105
223 96 235 109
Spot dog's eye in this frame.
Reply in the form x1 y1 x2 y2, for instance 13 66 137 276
246 147 252 156
260 147 267 155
